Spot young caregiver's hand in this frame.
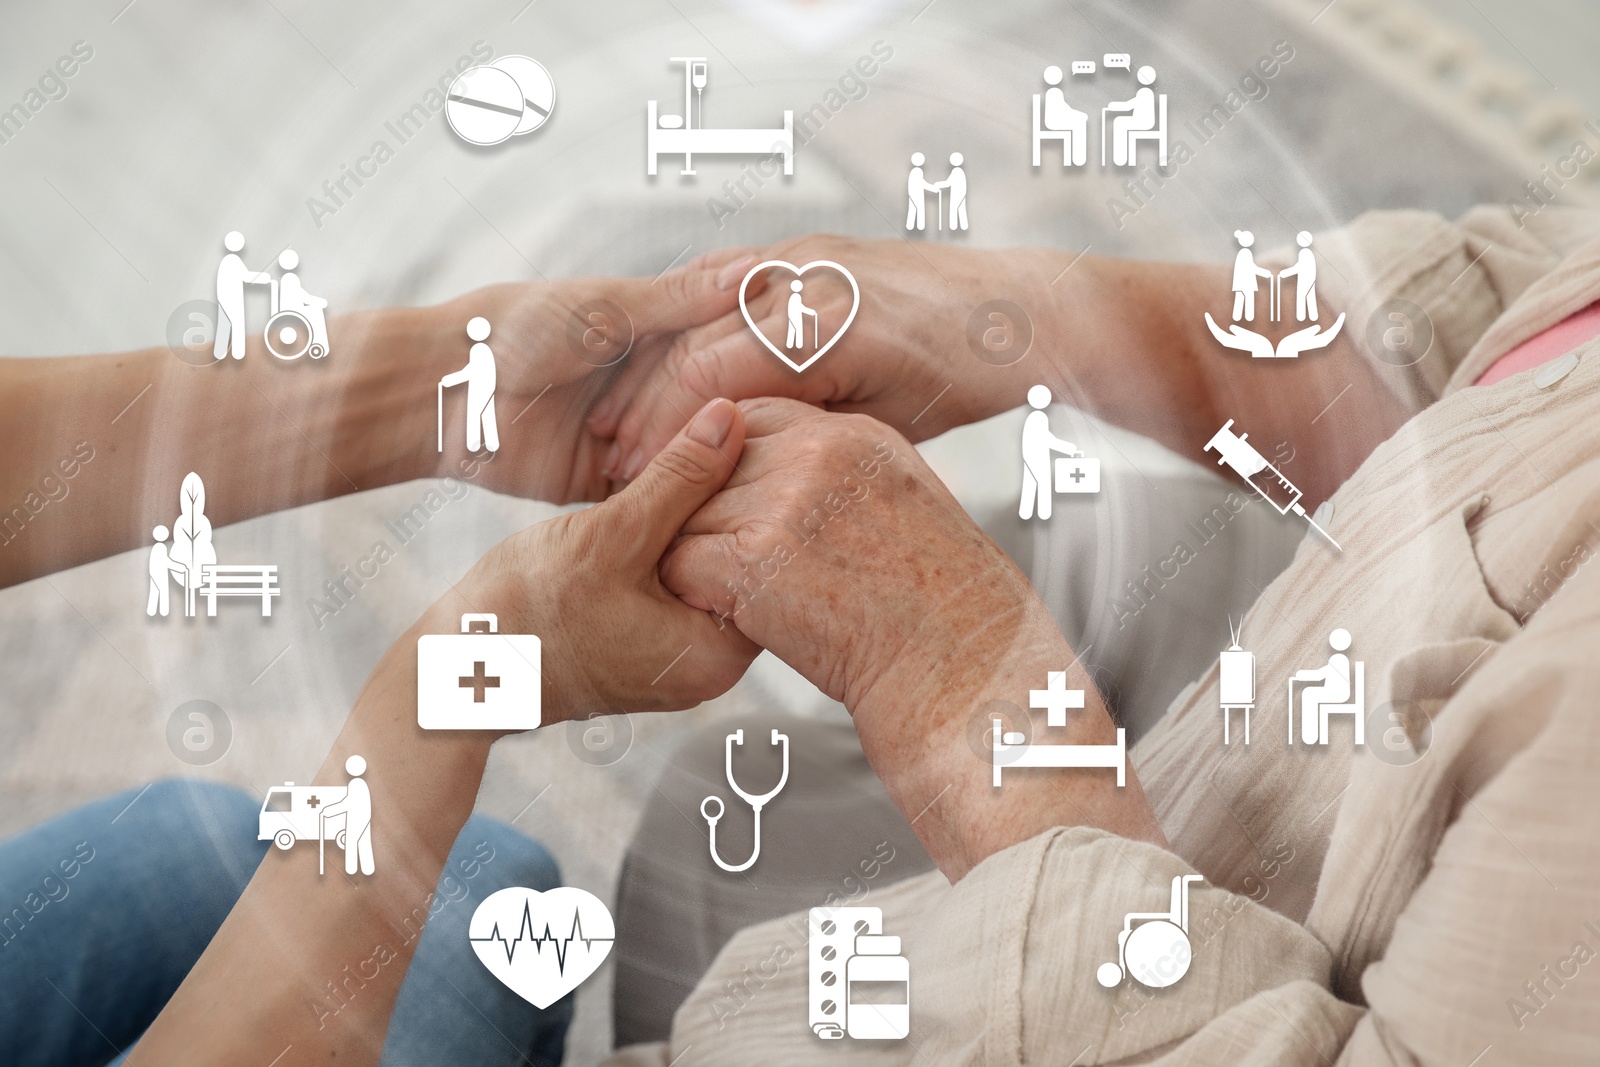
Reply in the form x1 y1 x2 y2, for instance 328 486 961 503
412 396 759 726
136 400 758 1067
587 235 1070 479
0 252 755 589
660 398 1165 879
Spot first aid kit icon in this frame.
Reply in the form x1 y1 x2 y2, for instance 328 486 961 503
418 614 541 731
1054 453 1101 494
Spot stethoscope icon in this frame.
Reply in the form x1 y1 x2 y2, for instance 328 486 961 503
700 728 790 873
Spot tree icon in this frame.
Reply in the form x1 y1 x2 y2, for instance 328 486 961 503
170 472 215 617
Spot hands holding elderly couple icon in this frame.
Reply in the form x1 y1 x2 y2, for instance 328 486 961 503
1203 228 1345 359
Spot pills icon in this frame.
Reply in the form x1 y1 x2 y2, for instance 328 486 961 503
445 56 556 147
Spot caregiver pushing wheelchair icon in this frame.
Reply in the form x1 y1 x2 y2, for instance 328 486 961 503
212 230 331 361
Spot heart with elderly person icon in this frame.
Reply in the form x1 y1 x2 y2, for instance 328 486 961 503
738 259 860 373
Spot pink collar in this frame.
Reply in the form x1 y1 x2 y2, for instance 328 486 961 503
1474 298 1600 386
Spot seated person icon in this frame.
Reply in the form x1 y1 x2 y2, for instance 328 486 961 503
1034 65 1088 167
1104 65 1165 167
1288 628 1365 745
266 249 330 360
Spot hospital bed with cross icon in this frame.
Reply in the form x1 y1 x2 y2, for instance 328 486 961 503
991 671 1127 787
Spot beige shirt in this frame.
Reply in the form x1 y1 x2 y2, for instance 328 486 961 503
607 206 1600 1065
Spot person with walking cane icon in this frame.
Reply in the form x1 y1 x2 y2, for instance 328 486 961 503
315 755 375 877
438 316 500 453
785 280 819 350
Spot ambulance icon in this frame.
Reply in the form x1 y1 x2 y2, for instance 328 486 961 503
417 613 542 731
259 782 347 851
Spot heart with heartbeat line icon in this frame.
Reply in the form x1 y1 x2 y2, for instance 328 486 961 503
468 886 615 1009
738 259 860 373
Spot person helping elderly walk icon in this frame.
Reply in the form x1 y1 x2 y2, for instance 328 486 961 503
905 152 969 232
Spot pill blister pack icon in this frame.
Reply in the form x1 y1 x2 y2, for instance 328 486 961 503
809 907 881 1038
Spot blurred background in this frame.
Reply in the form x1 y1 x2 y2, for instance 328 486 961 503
2 0 1598 1061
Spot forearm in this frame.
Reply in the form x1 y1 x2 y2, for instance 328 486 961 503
0 305 461 588
129 400 762 1062
846 547 1165 881
135 598 495 1065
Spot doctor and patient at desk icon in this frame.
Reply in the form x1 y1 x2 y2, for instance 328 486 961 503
1033 54 1167 169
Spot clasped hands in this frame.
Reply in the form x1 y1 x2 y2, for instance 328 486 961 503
405 236 1165 877
425 238 1049 727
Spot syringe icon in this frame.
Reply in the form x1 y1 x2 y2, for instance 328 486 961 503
1204 419 1341 552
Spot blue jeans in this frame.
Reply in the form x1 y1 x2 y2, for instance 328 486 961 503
0 780 570 1066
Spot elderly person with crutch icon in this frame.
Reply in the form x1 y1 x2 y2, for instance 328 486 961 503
438 316 500 453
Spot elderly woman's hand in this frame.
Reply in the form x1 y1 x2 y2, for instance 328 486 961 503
659 396 1041 711
659 398 1165 879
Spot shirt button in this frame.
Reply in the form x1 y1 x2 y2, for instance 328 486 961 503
1534 351 1579 389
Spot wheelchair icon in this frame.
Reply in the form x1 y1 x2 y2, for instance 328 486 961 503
1096 874 1205 989
265 309 325 360
264 248 329 360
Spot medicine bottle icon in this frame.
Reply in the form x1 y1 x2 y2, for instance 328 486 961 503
844 934 910 1040
809 906 911 1041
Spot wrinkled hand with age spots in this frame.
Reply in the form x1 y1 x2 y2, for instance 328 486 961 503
661 398 1167 879
660 398 1044 712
